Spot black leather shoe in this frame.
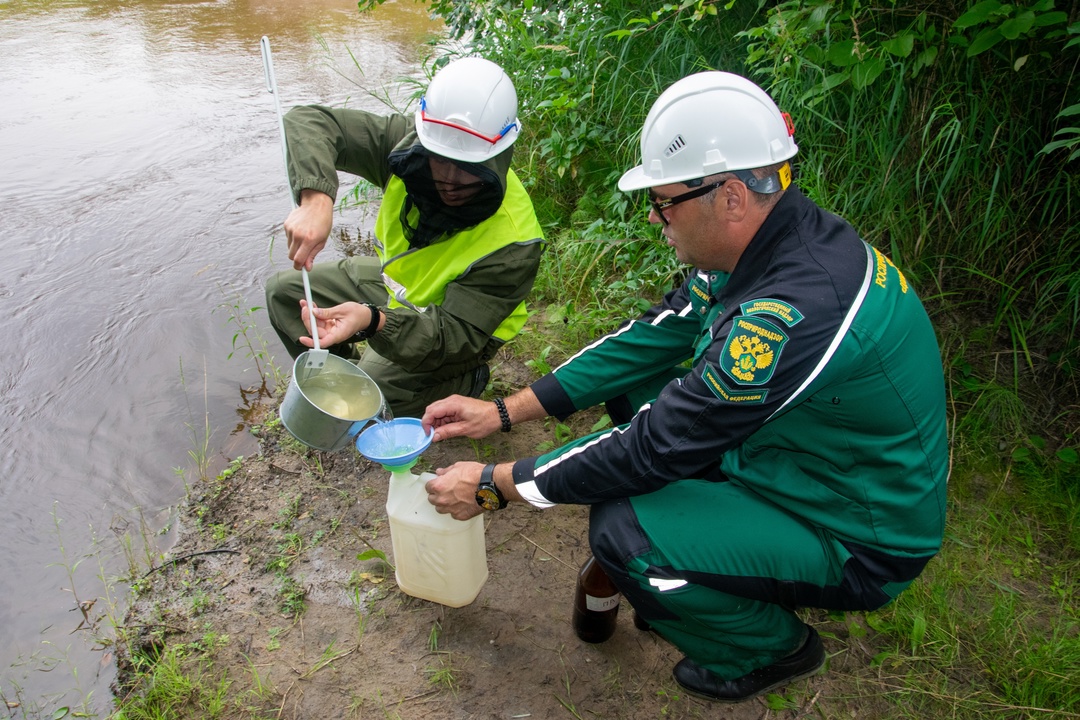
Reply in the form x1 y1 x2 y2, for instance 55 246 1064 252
469 365 490 398
672 625 825 703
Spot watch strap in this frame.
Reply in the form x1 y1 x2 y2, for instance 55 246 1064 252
352 303 382 342
476 463 507 511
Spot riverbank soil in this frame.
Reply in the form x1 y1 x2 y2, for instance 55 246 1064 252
118 353 898 719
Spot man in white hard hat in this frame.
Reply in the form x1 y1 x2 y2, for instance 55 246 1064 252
421 71 948 703
265 57 544 417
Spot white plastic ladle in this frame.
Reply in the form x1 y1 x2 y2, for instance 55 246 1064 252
261 35 328 371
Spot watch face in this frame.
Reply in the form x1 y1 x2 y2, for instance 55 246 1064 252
476 487 501 511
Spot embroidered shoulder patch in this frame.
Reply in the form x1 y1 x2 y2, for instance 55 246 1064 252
721 316 788 386
740 298 803 326
702 364 769 404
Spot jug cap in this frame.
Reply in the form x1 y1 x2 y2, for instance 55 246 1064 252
355 417 433 467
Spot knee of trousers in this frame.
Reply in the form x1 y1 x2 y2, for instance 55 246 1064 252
587 499 681 623
588 499 644 568
265 269 297 302
264 271 291 318
587 498 653 598
265 269 310 336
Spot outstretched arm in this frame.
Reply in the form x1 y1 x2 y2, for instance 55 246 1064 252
421 388 547 442
298 299 382 349
424 461 522 520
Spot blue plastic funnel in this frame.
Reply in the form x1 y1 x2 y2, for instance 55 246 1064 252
355 417 433 467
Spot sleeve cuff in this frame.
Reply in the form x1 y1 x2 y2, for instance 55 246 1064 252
291 177 339 206
531 373 576 421
511 458 555 509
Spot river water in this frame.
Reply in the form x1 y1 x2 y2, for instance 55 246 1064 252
0 0 438 712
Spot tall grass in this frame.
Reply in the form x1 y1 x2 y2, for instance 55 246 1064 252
409 0 1078 449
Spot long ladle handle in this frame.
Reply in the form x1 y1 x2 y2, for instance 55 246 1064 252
261 36 292 210
261 35 322 352
300 268 321 351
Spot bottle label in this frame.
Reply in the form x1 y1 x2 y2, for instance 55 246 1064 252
585 593 620 612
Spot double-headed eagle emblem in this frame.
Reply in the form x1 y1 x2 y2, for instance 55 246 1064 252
728 334 774 382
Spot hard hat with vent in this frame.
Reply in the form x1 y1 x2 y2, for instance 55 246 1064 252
618 71 797 192
415 57 521 163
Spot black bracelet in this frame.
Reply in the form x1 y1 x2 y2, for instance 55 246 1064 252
352 303 382 342
493 397 512 433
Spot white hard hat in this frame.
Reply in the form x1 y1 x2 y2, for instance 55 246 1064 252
415 57 521 163
618 71 797 191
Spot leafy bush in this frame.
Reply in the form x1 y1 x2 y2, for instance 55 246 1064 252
359 0 1079 451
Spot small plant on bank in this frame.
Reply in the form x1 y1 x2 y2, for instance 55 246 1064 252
214 284 284 392
299 641 354 680
176 357 214 491
276 575 306 618
422 622 461 696
424 653 459 696
112 639 239 720
272 493 303 530
112 507 162 586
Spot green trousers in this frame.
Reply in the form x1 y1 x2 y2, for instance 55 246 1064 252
577 373 893 679
590 483 835 679
265 257 477 417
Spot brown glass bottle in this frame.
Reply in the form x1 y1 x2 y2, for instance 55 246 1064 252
572 555 620 643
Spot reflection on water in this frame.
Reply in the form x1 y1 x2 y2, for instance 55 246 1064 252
0 0 440 713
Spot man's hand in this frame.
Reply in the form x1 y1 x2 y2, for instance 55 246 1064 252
284 190 333 270
425 462 486 520
299 300 369 348
422 395 502 442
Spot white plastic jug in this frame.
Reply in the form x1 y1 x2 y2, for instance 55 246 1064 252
385 466 488 607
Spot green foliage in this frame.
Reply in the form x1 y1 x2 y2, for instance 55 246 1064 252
1041 101 1080 161
214 285 284 391
111 637 251 720
952 0 1070 59
360 0 1080 405
356 547 388 564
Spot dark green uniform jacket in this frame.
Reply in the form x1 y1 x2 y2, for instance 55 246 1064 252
512 187 948 590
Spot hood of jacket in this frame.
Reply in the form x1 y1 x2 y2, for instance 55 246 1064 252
386 124 514 249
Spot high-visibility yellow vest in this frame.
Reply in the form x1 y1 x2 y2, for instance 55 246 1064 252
374 169 543 342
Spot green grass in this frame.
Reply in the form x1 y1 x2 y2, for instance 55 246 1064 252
111 637 270 720
855 463 1080 717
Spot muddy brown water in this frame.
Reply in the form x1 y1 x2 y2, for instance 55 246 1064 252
0 0 437 712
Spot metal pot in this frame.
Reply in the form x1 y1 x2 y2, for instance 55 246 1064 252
279 353 385 451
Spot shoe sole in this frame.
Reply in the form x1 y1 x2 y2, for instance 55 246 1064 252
674 656 825 704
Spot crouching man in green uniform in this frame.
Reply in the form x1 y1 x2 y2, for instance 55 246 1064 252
420 71 948 703
266 57 544 417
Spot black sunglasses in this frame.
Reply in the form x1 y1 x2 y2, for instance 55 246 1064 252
649 179 727 225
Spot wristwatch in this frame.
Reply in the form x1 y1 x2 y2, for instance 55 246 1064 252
475 464 507 511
